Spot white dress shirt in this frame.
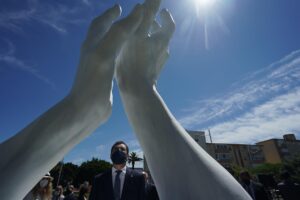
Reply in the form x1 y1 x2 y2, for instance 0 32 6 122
112 166 127 197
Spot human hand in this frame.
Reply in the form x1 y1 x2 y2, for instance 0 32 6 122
116 0 175 93
69 4 143 119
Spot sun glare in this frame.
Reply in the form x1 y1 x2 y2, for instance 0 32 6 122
195 0 216 9
190 0 227 50
187 0 228 50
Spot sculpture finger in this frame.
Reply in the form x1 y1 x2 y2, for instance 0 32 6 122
152 9 175 52
150 20 161 35
82 5 121 50
136 0 161 36
97 4 143 58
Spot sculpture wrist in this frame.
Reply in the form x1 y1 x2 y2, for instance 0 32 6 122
66 92 112 123
117 75 155 96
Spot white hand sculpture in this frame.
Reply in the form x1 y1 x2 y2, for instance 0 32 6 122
0 4 143 200
116 0 172 93
116 0 252 199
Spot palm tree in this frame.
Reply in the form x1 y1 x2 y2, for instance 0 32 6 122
128 152 143 169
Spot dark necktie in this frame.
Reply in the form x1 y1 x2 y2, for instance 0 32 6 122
114 170 122 200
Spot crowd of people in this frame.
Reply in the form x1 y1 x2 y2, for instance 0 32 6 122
23 177 90 200
23 141 299 200
238 170 300 200
23 171 158 200
23 141 159 200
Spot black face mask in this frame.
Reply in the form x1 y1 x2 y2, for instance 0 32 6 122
111 150 127 164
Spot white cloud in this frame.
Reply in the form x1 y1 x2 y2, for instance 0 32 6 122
81 0 91 6
96 144 106 155
0 3 35 33
211 88 300 144
0 0 95 34
127 139 141 150
179 49 300 143
0 40 55 88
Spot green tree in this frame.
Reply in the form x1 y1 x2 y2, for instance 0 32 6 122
228 165 244 179
249 163 282 183
50 162 79 187
75 158 112 186
282 154 300 183
128 152 143 169
250 163 282 177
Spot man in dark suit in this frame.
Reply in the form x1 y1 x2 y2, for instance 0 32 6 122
89 141 145 200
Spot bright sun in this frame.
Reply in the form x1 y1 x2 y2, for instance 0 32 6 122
195 0 216 9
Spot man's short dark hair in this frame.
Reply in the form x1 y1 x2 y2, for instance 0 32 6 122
111 141 129 154
240 171 251 178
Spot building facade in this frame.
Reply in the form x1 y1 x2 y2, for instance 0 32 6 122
144 131 299 174
206 143 265 169
185 130 265 169
186 130 207 151
256 134 300 164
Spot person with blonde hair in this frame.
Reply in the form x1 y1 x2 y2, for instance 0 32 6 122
23 173 53 200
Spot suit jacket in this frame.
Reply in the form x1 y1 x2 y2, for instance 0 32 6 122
89 168 145 200
145 183 159 200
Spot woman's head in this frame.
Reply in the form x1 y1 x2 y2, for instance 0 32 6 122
78 183 89 198
33 173 53 199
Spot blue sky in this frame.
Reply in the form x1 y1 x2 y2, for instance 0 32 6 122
1 0 300 166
